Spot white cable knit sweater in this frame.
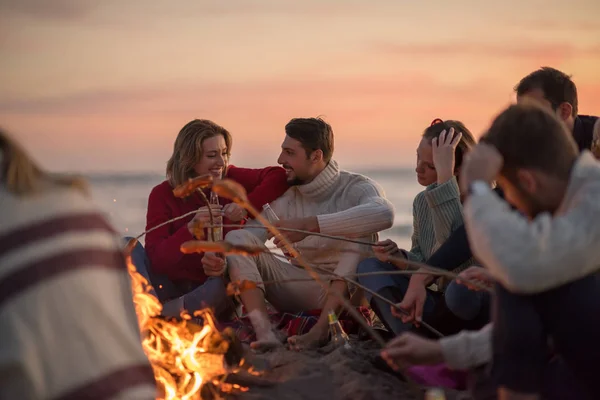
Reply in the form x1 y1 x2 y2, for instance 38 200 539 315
245 160 395 276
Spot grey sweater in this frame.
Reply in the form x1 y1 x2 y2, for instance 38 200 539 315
441 151 600 370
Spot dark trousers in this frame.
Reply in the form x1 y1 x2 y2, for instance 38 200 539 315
491 275 600 398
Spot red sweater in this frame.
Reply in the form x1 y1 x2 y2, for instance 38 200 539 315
145 165 288 283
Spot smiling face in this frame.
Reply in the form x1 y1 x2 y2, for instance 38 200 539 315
277 135 319 185
193 134 229 179
415 137 437 186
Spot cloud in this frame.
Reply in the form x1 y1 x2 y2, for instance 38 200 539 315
0 0 366 22
0 0 98 20
514 19 600 33
373 41 600 61
0 74 507 117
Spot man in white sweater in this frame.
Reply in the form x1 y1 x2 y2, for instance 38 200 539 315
221 117 394 350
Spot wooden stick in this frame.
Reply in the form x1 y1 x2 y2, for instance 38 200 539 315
217 223 377 246
195 188 215 242
207 223 489 291
134 209 199 240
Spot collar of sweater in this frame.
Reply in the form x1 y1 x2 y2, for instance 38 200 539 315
296 160 340 200
557 151 599 214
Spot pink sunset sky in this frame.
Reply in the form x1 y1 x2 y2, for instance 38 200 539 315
1 0 599 173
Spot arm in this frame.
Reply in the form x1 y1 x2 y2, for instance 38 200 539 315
465 183 600 293
440 323 493 370
403 196 426 263
144 186 202 280
316 180 394 238
424 177 464 245
227 166 289 215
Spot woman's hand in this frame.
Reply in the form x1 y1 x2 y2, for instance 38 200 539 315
223 203 247 222
187 205 223 236
372 239 400 262
201 252 226 277
432 127 462 184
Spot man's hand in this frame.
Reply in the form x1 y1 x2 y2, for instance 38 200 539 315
222 203 247 222
381 332 444 371
432 128 462 184
392 274 429 325
272 217 319 247
457 266 494 291
372 239 401 263
201 252 226 277
187 205 223 235
459 143 503 194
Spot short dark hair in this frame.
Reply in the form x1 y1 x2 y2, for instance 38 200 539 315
284 117 334 162
423 120 476 171
514 67 578 117
482 102 578 181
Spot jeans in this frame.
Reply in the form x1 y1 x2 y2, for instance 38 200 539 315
444 280 491 321
125 237 234 320
357 257 437 335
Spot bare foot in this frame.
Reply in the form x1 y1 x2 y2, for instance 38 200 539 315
287 329 328 351
250 330 283 352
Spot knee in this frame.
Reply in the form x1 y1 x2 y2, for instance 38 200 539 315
357 257 391 289
225 229 261 246
445 280 479 320
357 257 385 274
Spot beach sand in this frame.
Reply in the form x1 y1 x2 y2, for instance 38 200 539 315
224 339 464 400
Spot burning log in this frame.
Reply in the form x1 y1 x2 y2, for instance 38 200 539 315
126 255 254 399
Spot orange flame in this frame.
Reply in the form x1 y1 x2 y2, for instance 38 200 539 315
126 254 234 399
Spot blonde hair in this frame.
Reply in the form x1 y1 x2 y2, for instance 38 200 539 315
0 129 88 196
166 119 233 187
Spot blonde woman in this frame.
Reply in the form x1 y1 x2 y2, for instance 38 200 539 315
139 119 288 319
0 131 156 399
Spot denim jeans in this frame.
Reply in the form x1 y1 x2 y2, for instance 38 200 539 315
357 257 438 335
125 237 234 320
444 280 491 321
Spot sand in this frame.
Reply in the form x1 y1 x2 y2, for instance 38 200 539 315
223 339 465 400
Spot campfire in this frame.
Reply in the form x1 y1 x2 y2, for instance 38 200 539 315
125 249 252 400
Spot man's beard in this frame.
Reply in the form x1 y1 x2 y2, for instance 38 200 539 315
515 183 548 218
288 177 306 186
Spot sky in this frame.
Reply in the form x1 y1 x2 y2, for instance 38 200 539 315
1 0 599 173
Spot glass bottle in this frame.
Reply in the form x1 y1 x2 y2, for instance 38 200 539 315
328 311 351 350
209 191 223 241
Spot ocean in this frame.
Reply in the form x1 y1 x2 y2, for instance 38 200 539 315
87 168 421 250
